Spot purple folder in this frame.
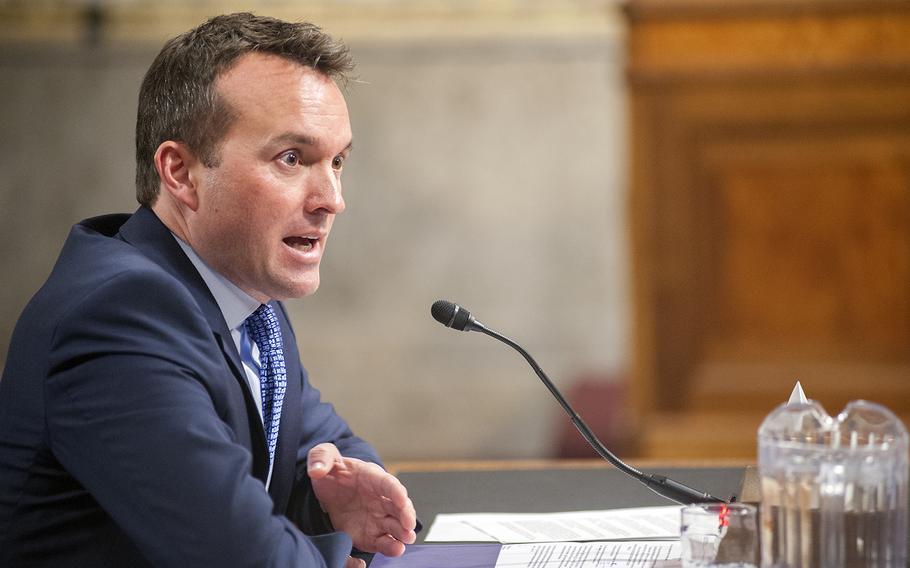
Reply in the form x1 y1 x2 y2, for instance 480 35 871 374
370 544 502 568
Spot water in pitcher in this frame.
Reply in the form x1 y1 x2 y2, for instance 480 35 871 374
758 400 907 567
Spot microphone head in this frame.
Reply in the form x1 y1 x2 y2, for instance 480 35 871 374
431 300 474 331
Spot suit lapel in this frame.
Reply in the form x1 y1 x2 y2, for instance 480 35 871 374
116 207 271 482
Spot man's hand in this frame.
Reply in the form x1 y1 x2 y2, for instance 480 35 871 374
308 443 417 558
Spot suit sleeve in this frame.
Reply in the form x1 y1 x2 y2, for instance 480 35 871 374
45 269 348 568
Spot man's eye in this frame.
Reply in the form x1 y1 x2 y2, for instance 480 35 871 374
280 151 300 167
332 155 344 171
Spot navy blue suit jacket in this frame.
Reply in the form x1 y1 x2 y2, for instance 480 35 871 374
0 207 380 567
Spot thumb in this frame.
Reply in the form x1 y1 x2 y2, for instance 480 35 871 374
307 442 342 479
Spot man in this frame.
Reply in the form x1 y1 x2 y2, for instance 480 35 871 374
0 13 416 568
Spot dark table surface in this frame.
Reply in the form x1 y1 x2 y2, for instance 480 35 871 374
397 463 747 544
383 461 910 567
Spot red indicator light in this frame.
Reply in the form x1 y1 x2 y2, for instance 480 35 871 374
718 503 730 528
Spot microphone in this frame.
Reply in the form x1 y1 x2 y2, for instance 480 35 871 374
431 299 727 506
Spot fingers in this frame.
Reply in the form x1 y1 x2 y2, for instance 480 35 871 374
308 453 418 556
375 512 418 545
365 467 418 536
358 464 416 525
377 469 413 510
345 556 366 568
371 533 408 558
381 496 417 536
307 443 343 480
382 484 417 533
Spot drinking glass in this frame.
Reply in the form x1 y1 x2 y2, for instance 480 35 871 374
681 503 758 567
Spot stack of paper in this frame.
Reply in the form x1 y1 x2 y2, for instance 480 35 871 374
426 506 681 543
372 507 683 568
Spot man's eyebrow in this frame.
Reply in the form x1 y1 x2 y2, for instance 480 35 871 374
271 133 353 153
271 133 318 146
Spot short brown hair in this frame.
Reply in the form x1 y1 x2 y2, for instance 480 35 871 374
135 12 354 206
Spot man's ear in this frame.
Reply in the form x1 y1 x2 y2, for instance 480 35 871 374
154 141 202 211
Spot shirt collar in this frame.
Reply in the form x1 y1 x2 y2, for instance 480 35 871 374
172 235 260 331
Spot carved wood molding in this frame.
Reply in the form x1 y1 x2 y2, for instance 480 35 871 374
626 0 910 82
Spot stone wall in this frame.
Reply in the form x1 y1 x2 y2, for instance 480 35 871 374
0 5 630 460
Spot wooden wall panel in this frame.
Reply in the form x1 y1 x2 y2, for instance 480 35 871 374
705 133 910 359
624 0 910 458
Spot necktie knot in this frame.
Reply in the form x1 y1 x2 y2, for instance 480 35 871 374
244 303 287 470
245 303 282 353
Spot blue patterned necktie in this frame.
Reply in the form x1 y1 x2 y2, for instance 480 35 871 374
244 304 287 469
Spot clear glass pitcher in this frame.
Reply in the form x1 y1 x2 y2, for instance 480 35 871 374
758 399 908 567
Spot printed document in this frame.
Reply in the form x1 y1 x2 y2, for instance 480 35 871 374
426 506 681 543
496 541 681 567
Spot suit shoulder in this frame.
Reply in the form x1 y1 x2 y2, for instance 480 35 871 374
53 243 193 312
19 226 203 344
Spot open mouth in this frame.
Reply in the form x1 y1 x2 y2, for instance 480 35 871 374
283 236 318 252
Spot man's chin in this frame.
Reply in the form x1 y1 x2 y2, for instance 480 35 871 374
270 278 320 301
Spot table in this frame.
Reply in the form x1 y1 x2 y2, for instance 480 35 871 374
393 460 748 544
382 459 910 567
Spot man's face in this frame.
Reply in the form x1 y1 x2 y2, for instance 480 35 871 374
186 53 352 303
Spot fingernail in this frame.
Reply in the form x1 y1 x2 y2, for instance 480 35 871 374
311 461 325 470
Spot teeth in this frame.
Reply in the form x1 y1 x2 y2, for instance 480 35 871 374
285 237 315 251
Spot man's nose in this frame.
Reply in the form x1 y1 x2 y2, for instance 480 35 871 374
306 169 345 215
